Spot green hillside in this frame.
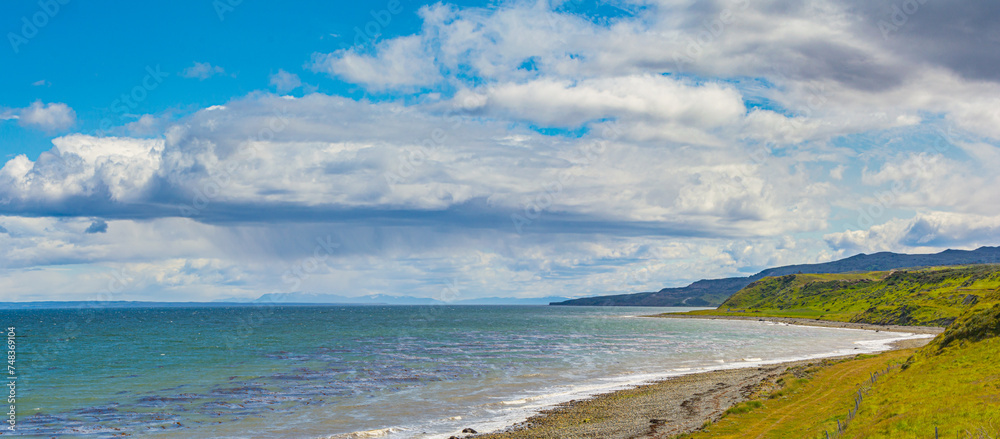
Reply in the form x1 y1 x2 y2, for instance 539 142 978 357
681 304 1000 438
683 265 1000 326
552 246 1000 307
842 304 1000 437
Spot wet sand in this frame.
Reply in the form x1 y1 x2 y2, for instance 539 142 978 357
463 317 938 439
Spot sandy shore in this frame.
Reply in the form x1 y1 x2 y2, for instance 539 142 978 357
468 359 823 439
651 314 945 335
463 318 939 439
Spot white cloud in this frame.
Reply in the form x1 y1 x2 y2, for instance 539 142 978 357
8 101 77 132
268 69 302 93
312 36 441 90
826 211 1000 254
0 92 830 239
856 148 1000 216
454 74 746 146
124 114 163 136
0 213 836 301
181 62 226 80
830 164 846 180
1 134 164 203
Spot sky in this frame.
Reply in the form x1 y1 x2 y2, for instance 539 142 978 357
1 0 1000 302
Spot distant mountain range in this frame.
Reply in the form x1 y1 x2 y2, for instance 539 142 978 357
250 292 572 306
550 246 1000 307
0 294 574 310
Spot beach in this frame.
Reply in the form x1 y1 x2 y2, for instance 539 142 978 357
8 307 935 437
649 314 945 335
468 317 937 439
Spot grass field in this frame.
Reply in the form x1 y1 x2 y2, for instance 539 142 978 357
679 304 1000 439
676 350 916 439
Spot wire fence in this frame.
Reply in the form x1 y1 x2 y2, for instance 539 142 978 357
821 363 997 439
824 362 901 439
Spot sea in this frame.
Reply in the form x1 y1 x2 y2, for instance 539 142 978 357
1 305 929 438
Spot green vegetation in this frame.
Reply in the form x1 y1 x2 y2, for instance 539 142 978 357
681 286 1000 438
675 265 1000 326
925 303 1000 351
845 305 1000 437
677 350 917 439
723 400 763 416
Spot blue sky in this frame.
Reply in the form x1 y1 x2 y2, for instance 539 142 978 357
2 0 1000 301
2 0 485 158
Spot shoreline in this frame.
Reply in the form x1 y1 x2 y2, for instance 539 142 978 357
649 313 945 335
463 317 937 439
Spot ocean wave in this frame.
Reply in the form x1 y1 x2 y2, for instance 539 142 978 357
324 426 405 438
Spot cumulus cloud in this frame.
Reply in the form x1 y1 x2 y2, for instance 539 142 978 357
269 69 302 93
454 75 746 146
312 36 441 90
3 101 77 132
181 62 226 80
304 1 1000 142
0 134 165 206
125 114 165 136
0 91 833 242
826 212 1000 254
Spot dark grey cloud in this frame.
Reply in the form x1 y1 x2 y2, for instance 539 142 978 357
899 216 1000 248
0 196 729 241
850 1 1000 83
790 40 906 92
84 220 108 234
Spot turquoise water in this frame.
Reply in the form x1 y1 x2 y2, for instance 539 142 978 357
2 305 924 438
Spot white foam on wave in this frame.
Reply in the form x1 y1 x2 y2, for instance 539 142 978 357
324 427 406 438
326 320 936 439
455 324 932 438
499 398 530 405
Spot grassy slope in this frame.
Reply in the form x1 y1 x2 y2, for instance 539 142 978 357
845 304 1000 438
677 265 1000 326
677 350 916 439
681 304 1000 439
